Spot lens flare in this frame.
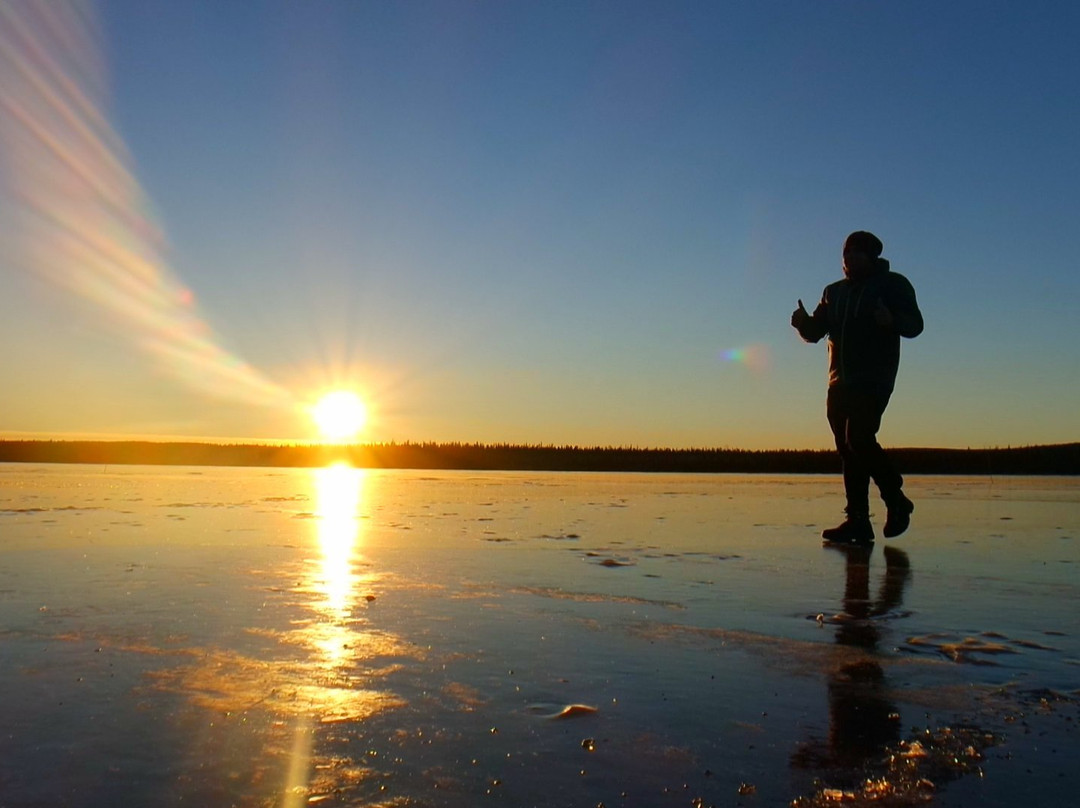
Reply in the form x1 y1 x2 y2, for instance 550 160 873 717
718 343 770 373
0 1 293 410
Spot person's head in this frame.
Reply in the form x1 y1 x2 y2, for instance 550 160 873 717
842 231 883 280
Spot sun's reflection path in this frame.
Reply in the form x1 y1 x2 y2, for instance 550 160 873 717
133 465 412 804
284 463 377 807
315 464 365 622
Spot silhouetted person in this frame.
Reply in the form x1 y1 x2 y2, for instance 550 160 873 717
791 231 923 544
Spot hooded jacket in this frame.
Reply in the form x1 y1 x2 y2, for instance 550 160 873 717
795 258 923 394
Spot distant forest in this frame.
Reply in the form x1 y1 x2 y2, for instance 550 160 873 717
0 440 1078 475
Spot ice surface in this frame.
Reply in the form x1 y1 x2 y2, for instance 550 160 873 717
1 465 1077 806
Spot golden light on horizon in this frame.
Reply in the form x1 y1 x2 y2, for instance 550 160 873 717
310 391 368 443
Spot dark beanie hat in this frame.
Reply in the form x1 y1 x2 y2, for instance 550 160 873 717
844 231 883 258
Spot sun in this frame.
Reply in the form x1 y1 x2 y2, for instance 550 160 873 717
310 391 368 442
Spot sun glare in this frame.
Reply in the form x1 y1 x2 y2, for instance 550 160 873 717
311 391 368 442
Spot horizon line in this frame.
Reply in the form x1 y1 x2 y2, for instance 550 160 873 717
2 435 1077 454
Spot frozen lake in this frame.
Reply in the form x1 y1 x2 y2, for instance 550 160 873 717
1 464 1078 807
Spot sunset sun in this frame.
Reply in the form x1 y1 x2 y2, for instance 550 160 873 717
311 391 368 442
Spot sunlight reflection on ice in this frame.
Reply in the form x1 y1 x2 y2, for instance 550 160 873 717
314 464 365 621
135 465 415 804
284 464 399 806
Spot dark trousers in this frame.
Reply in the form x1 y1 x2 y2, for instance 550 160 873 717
826 386 903 515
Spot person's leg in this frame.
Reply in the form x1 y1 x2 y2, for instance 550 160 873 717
823 388 873 543
843 390 901 500
844 390 913 537
827 388 871 516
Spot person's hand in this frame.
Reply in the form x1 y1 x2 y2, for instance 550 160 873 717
791 299 809 329
874 298 895 329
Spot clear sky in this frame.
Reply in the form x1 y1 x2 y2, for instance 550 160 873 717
1 0 1078 449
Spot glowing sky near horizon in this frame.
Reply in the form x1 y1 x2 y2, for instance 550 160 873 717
1 0 1078 449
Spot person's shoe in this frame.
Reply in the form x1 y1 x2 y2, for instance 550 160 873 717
821 516 874 545
883 493 914 538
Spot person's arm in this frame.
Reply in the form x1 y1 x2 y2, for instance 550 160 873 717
880 274 923 338
792 292 829 343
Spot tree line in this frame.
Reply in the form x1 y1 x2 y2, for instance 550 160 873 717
0 439 1077 474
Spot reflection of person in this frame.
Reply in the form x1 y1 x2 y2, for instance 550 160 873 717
792 545 911 773
791 231 923 545
826 545 910 764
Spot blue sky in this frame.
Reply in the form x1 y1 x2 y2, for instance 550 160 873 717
1 0 1078 448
